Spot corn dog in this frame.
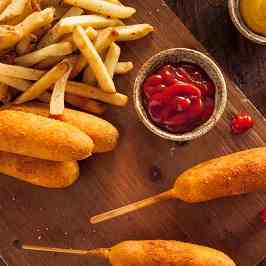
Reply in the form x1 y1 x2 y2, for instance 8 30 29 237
0 110 94 161
21 240 235 266
91 147 266 223
0 152 79 188
174 146 266 203
9 102 118 153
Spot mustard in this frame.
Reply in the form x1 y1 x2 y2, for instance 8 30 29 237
240 0 266 36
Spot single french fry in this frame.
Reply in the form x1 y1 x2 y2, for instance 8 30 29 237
0 83 12 104
65 81 128 106
64 0 136 18
82 66 95 84
72 27 117 79
16 34 38 56
82 28 119 83
35 53 78 70
94 27 118 53
17 8 55 37
0 0 10 13
59 15 123 30
0 8 55 51
0 63 44 80
50 60 72 115
73 26 116 93
14 60 70 104
15 42 73 67
61 26 98 47
114 61 133 74
35 55 66 69
115 24 154 41
38 14 121 49
64 93 106 114
104 42 120 78
6 0 33 25
0 0 29 23
0 74 51 103
0 74 32 91
38 6 84 48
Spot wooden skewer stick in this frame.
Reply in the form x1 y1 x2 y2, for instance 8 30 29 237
90 190 175 224
22 244 109 259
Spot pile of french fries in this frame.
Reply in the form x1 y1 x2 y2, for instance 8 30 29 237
0 0 154 115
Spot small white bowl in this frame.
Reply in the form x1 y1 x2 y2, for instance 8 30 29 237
133 48 227 142
228 0 266 45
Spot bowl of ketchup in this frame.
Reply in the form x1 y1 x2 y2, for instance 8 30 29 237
133 48 227 142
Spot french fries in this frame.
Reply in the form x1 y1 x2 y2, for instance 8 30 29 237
66 81 128 106
0 74 32 91
73 26 116 93
0 0 11 14
0 0 152 115
0 0 29 23
35 55 66 69
72 26 117 79
104 42 121 79
64 0 136 19
15 42 73 67
83 38 120 84
38 15 122 48
50 60 72 115
94 27 118 53
0 83 12 104
0 63 44 80
0 0 155 188
64 93 106 114
14 60 70 104
0 74 51 103
7 0 34 25
37 6 84 48
0 8 55 50
61 26 98 47
115 61 134 74
82 66 95 84
16 34 38 56
115 24 154 41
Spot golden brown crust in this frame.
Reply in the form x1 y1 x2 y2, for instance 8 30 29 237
110 240 235 266
0 110 94 161
174 147 266 203
10 102 119 153
0 151 79 188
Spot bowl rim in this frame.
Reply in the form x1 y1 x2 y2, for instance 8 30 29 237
228 0 266 45
133 48 227 142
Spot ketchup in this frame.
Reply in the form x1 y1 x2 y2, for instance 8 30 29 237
142 63 215 133
231 113 253 134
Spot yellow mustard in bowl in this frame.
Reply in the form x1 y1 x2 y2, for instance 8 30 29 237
240 0 266 36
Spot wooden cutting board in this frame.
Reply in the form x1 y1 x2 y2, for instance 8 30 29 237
1 1 266 265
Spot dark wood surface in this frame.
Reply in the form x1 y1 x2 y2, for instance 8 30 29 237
173 0 266 116
1 1 266 266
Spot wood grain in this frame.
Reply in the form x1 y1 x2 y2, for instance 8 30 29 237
0 1 266 265
175 0 266 116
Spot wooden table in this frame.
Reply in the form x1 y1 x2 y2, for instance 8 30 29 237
172 2 266 264
1 1 266 266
